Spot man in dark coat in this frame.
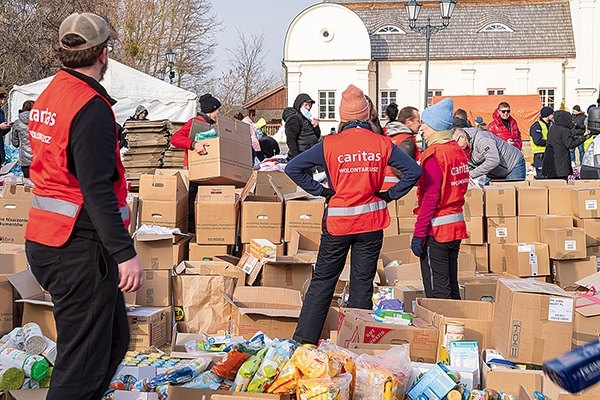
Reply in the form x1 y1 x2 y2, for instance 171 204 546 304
282 93 321 160
542 110 588 179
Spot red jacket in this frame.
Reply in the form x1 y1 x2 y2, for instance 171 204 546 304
414 141 469 242
323 127 392 235
26 70 129 247
171 114 210 166
487 109 523 150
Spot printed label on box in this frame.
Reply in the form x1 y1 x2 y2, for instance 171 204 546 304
548 297 574 322
585 200 598 210
496 228 508 238
529 254 538 276
564 240 577 251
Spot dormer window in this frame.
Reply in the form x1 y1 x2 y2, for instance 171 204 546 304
480 23 513 32
376 26 404 34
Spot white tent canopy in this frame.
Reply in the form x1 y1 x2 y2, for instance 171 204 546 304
8 60 198 125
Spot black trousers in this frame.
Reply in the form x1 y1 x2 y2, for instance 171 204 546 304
533 153 544 179
188 181 199 233
419 236 461 299
26 233 129 400
293 228 383 345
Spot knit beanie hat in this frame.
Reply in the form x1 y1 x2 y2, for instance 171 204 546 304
540 106 554 118
339 85 369 122
200 94 221 114
421 98 454 131
573 105 581 112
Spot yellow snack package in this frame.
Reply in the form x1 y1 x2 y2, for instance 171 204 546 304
267 360 301 394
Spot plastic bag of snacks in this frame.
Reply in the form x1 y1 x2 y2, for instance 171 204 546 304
354 347 411 400
233 346 268 392
267 359 301 394
132 357 211 391
182 370 223 390
247 339 298 393
291 345 342 379
317 340 358 397
296 372 353 400
211 334 266 381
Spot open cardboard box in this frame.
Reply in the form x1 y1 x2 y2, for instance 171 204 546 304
168 386 291 400
287 229 319 263
134 231 191 270
240 173 284 244
195 186 239 245
237 252 313 291
283 191 324 243
175 258 246 286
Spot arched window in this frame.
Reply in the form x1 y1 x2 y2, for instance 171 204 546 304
480 23 513 32
376 26 404 34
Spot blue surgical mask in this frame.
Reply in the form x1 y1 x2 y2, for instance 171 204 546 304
300 107 313 121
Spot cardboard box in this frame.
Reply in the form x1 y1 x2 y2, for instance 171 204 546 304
134 233 191 270
175 258 246 286
573 291 600 347
188 116 252 186
458 252 476 278
463 216 485 245
127 192 139 236
587 245 600 259
488 244 507 273
336 308 439 363
249 239 277 262
552 257 597 289
384 262 422 285
461 244 489 273
545 228 587 260
0 185 32 245
518 216 540 242
127 307 168 350
375 285 424 313
462 278 498 302
136 270 172 307
414 298 494 358
549 186 574 215
396 188 418 217
572 188 600 219
485 186 516 217
245 255 313 291
487 217 517 245
167 386 290 400
398 216 417 234
7 269 56 341
574 217 600 247
139 197 188 231
539 215 574 242
225 286 302 340
195 186 238 245
255 171 297 196
481 362 543 394
464 188 484 217
240 173 283 243
283 193 324 243
188 243 231 261
0 243 28 274
491 180 529 187
517 186 548 216
0 275 16 335
493 278 575 365
139 170 187 202
383 217 399 237
287 230 319 263
387 199 397 218
529 179 567 187
505 242 551 277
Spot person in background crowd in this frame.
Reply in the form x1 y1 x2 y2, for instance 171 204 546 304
283 93 321 160
171 93 219 232
411 98 469 299
24 13 144 400
255 117 267 137
126 104 148 121
570 105 587 166
240 114 262 157
529 106 554 178
453 126 526 184
0 87 12 165
257 135 281 161
474 116 487 130
285 84 421 345
366 95 383 134
487 101 523 149
452 108 472 129
542 110 589 180
10 100 34 178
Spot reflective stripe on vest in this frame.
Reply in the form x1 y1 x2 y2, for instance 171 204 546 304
431 212 465 227
32 195 129 221
384 176 399 183
327 199 387 217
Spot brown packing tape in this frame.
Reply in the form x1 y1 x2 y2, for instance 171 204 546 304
497 204 504 217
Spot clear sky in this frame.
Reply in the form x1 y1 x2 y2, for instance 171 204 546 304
210 0 318 78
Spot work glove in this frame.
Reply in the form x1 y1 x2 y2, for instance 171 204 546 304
411 236 425 258
321 188 335 203
375 191 393 204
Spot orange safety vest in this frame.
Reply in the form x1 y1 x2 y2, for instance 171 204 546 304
25 70 129 247
382 133 421 190
323 127 392 236
415 140 469 242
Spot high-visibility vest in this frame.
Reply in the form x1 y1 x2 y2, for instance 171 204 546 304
26 70 129 247
382 133 421 190
530 120 548 154
323 127 392 236
415 140 469 242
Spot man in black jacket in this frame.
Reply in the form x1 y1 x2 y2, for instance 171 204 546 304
282 93 321 160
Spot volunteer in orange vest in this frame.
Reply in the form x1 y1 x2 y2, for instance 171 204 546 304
411 98 470 299
285 84 421 345
24 13 144 400
170 94 219 232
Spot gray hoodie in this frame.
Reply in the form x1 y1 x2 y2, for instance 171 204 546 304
463 127 524 179
11 110 32 167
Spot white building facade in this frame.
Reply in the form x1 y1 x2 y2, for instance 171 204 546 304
283 0 599 133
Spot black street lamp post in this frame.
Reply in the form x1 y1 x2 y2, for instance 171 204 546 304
166 49 176 85
405 0 456 110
